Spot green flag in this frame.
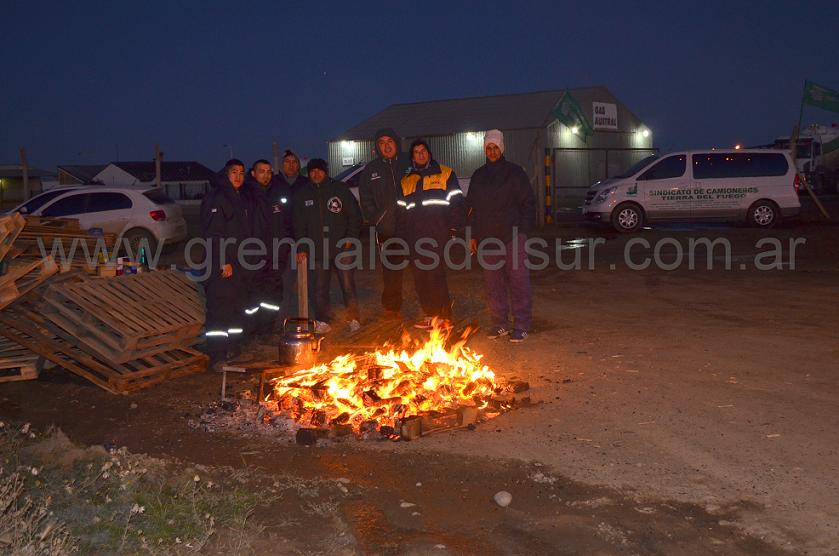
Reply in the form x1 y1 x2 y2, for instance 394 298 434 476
803 80 839 113
553 92 593 137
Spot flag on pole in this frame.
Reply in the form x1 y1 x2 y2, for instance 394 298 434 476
802 80 839 113
553 92 593 138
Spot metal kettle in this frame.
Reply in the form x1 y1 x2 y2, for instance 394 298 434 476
278 318 324 367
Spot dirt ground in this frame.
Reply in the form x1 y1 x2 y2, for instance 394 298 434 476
2 213 838 554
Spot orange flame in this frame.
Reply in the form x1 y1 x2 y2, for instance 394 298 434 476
268 320 497 432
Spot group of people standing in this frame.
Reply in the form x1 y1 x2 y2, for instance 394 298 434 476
200 128 535 366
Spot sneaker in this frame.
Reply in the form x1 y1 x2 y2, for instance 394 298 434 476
509 329 528 343
413 317 433 330
487 326 510 340
348 319 361 333
314 321 332 334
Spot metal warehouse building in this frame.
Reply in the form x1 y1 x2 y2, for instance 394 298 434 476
328 87 655 223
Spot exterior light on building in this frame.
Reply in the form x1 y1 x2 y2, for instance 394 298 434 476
734 144 742 150
340 140 355 150
641 128 650 138
571 125 580 135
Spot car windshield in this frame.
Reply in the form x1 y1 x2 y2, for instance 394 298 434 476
14 189 73 214
334 163 364 182
613 155 660 179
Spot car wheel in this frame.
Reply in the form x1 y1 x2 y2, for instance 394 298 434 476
748 200 779 228
120 228 157 259
611 203 644 233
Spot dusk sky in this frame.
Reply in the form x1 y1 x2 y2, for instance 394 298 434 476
3 0 838 171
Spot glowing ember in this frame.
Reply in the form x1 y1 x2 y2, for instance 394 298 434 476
267 320 500 434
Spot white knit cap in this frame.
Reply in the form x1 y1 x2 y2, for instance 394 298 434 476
483 129 504 153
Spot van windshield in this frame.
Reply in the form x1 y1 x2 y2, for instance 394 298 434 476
614 155 659 179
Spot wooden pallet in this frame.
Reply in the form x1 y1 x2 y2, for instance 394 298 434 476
0 336 40 383
0 257 59 310
41 270 204 363
0 213 26 264
14 217 117 266
0 301 207 394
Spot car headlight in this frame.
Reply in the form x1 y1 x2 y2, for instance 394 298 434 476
593 186 617 204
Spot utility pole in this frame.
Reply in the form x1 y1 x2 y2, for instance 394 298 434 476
19 146 30 201
272 142 280 174
154 144 162 189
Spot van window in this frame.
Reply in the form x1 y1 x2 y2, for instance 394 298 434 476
693 153 789 179
638 155 686 180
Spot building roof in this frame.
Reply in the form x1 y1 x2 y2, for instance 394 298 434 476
338 86 638 140
110 161 215 182
0 165 56 179
57 164 108 182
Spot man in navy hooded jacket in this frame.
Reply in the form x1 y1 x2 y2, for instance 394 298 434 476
241 159 293 338
200 159 250 364
357 128 411 319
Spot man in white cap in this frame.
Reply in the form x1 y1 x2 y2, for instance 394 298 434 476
467 129 535 342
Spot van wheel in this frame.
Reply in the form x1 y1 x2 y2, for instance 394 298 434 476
611 203 644 233
748 200 779 228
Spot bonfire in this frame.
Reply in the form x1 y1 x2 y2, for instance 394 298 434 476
265 321 508 436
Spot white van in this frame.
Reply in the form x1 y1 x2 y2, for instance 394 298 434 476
582 149 801 232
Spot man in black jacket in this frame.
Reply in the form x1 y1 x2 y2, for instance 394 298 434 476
276 149 308 322
468 129 536 343
200 159 250 364
293 159 362 334
357 128 410 319
241 159 293 339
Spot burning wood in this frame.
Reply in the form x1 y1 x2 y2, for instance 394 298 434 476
265 320 516 439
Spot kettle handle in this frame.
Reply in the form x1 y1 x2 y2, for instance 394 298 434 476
283 317 315 333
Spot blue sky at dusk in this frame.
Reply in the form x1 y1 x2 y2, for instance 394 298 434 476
2 0 838 171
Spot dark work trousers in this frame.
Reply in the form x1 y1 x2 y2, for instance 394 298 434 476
411 243 452 320
480 233 532 332
244 268 283 336
203 270 244 361
378 239 406 312
310 262 360 324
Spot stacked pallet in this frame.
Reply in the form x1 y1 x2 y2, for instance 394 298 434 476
13 216 118 272
0 270 208 394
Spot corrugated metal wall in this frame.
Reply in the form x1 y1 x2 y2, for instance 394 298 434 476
328 139 375 175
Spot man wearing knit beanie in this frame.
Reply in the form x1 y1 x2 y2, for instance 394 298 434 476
467 129 535 343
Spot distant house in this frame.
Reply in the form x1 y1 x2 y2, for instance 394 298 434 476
57 165 108 185
0 165 56 205
57 161 217 202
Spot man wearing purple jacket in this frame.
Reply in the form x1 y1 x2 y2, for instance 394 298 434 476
467 129 536 343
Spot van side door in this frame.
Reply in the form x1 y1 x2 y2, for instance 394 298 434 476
635 154 689 220
691 153 769 220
